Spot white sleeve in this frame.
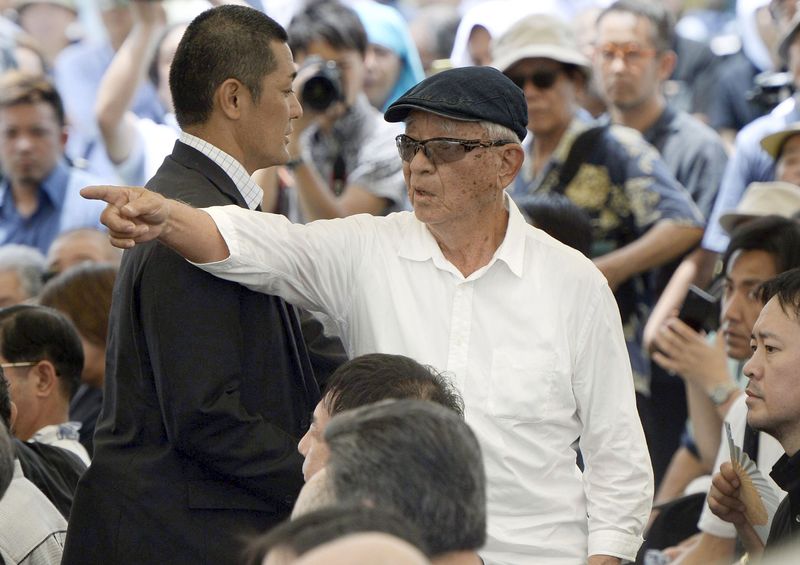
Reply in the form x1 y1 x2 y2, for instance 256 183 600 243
576 280 655 560
195 206 368 324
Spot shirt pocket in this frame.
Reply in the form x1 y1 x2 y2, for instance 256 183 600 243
488 348 557 422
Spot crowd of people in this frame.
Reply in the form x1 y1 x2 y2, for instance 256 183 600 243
2 0 800 564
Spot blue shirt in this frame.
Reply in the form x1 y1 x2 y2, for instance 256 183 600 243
54 40 164 180
0 159 106 253
702 96 800 253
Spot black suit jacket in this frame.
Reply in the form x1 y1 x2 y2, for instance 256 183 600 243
13 439 87 519
63 142 319 564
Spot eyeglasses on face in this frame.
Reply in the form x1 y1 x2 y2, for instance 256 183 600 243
395 134 513 164
507 68 562 91
0 361 39 369
597 42 657 66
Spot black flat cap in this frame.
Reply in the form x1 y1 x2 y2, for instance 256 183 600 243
384 66 528 142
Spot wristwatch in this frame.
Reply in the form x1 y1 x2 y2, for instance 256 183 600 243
708 383 739 406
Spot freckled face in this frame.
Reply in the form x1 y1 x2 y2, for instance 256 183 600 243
403 111 504 230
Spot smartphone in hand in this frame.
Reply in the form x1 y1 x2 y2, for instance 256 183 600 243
677 285 718 332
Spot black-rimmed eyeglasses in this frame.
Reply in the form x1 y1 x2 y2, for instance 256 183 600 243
395 134 514 165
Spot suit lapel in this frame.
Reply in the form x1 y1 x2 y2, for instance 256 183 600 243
169 141 250 209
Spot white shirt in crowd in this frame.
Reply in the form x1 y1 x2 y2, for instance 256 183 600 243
30 422 90 466
194 196 654 564
698 394 786 543
0 460 67 565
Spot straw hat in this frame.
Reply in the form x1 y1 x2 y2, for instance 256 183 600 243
719 181 800 234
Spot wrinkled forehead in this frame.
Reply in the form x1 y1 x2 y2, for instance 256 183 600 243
404 110 484 137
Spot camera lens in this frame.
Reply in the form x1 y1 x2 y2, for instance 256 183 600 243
301 60 344 112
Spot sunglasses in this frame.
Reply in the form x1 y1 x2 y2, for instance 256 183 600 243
507 68 562 91
395 134 513 164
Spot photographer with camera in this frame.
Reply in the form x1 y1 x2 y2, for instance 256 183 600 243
282 0 406 222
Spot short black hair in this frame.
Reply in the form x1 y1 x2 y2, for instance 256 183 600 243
0 368 11 430
325 400 486 556
758 267 800 320
598 0 675 53
169 5 288 128
288 0 368 57
0 305 83 400
722 216 800 276
322 353 464 417
241 505 429 565
0 70 65 126
518 193 593 257
0 420 13 499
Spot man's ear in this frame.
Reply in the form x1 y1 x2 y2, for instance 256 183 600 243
498 143 525 189
9 401 17 431
658 50 677 82
216 78 246 120
32 360 57 398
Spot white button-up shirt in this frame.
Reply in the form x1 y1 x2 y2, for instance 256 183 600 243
197 197 654 564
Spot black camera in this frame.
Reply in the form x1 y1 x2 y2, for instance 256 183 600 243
747 71 794 112
301 57 345 112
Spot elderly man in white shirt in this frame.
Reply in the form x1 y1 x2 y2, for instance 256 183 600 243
83 65 653 565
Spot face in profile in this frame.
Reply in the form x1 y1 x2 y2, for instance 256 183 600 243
744 295 800 442
297 399 333 482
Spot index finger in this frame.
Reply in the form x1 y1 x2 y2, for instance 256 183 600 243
81 185 132 207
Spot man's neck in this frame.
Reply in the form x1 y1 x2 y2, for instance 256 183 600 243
531 121 570 174
610 94 666 134
780 431 800 458
184 123 253 174
427 203 509 278
10 181 40 217
432 550 483 565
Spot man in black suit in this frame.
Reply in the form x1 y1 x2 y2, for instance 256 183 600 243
62 7 319 564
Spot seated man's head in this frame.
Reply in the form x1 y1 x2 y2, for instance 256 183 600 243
169 6 300 172
720 216 800 360
324 399 486 559
383 66 525 226
298 353 463 481
0 244 45 307
0 304 82 440
45 228 122 277
39 262 117 389
288 1 368 111
491 14 591 140
760 123 800 186
0 71 67 191
744 267 800 453
244 505 429 565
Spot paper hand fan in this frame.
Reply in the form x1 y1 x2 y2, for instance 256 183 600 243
725 422 781 529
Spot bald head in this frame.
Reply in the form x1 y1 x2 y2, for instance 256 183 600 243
46 229 121 275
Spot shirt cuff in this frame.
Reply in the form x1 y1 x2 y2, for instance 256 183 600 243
187 205 239 268
588 530 644 562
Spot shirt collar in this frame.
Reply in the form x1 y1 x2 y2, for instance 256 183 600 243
0 158 70 215
522 117 593 186
398 193 526 280
178 131 263 210
770 449 800 494
642 105 677 146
